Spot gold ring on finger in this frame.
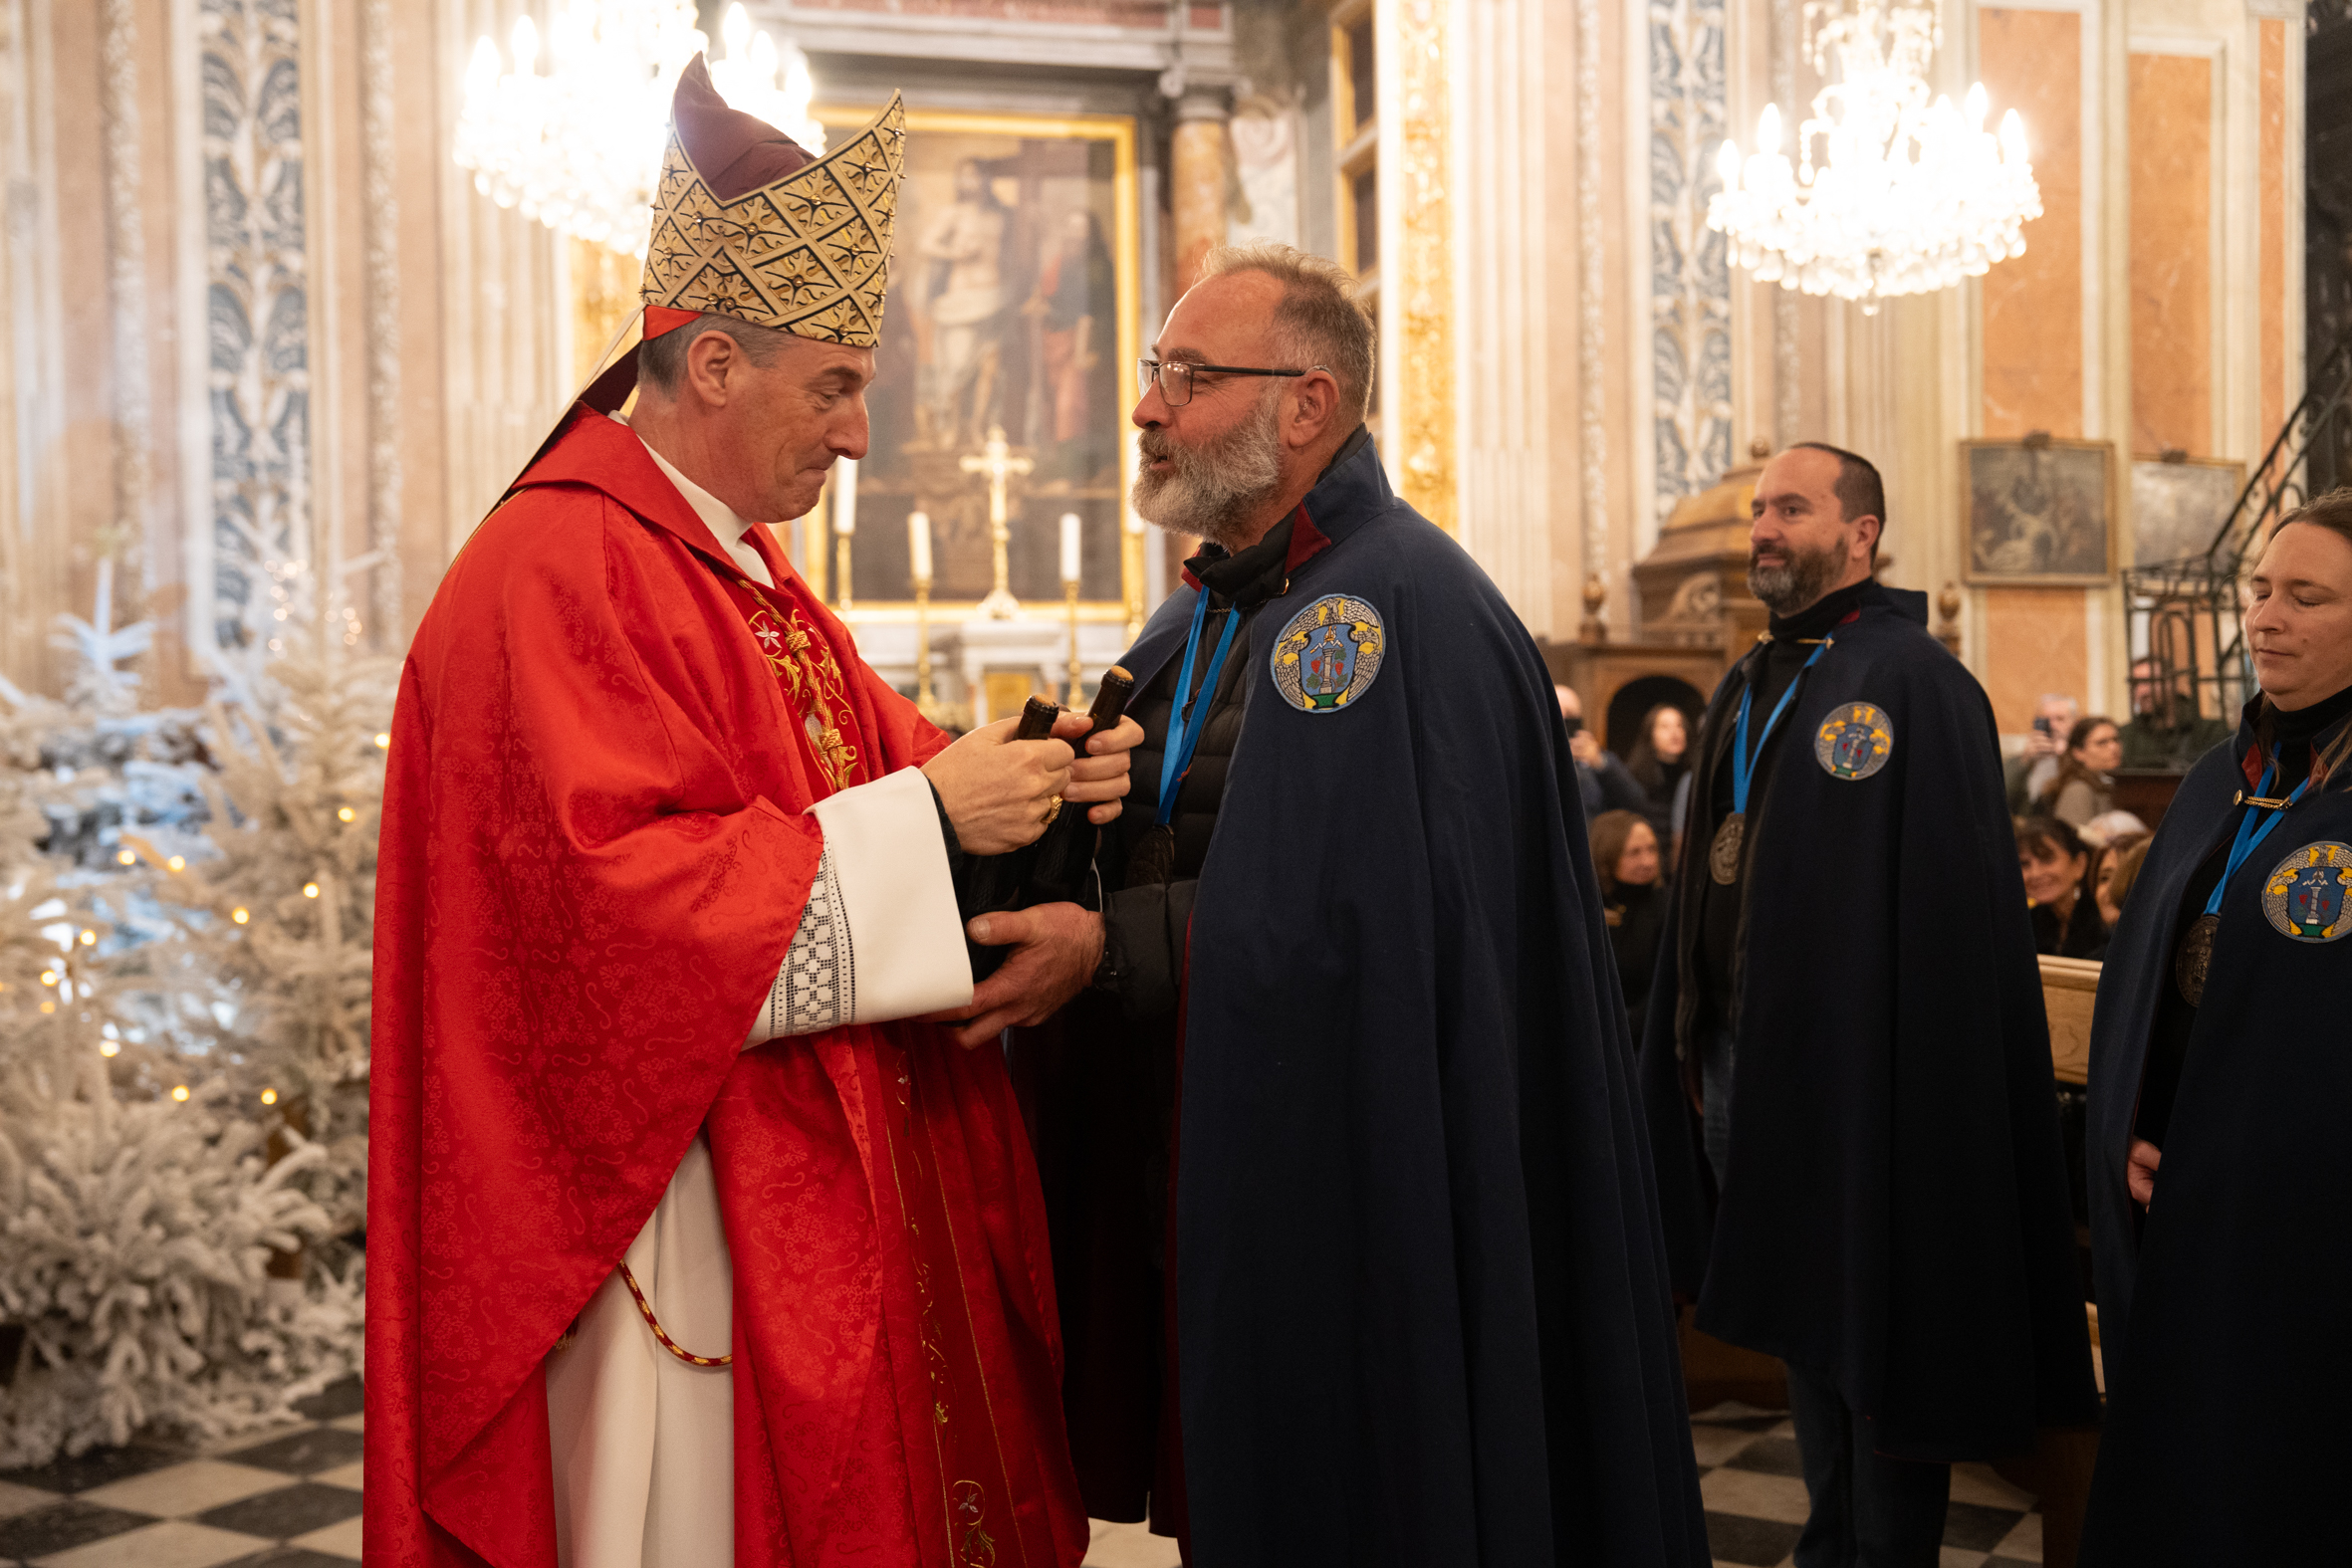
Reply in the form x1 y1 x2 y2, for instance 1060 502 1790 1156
1041 795 1062 826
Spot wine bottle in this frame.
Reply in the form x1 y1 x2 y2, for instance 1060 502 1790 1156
1026 666 1135 905
964 696 1064 980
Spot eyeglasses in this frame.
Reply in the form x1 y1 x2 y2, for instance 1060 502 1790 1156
1136 358 1322 407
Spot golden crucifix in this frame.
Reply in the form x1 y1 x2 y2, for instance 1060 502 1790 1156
960 424 1033 620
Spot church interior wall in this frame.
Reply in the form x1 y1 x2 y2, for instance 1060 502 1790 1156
0 0 2318 757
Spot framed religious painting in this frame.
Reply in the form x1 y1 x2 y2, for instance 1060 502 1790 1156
796 104 1144 630
2130 455 2246 568
1961 438 2118 585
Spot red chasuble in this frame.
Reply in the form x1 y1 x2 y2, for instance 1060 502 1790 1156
364 409 1086 1567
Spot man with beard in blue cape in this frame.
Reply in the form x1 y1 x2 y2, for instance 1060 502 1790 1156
1634 444 2097 1566
943 243 1709 1565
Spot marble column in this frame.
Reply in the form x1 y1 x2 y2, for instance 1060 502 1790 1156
1170 88 1231 297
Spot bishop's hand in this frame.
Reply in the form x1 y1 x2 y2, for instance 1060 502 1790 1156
922 904 1104 1047
921 717 1075 854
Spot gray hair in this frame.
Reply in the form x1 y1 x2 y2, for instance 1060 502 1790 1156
1196 243 1375 427
636 312 795 396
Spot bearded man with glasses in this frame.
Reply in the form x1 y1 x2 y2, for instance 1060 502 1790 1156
970 243 1710 1566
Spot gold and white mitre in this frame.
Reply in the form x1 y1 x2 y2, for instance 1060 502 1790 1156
641 94 907 348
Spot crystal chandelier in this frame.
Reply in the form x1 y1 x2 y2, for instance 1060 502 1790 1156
1708 0 2041 312
455 1 823 258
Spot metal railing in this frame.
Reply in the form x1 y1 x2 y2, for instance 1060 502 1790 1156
2121 332 2352 740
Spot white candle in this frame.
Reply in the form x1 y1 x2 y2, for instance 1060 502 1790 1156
832 458 857 536
908 509 932 582
1059 512 1082 585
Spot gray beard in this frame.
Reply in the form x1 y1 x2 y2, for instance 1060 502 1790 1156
1748 541 1844 615
1133 391 1284 552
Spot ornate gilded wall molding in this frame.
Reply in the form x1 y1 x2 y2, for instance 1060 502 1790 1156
102 0 150 597
361 0 400 649
1394 0 1456 536
194 0 309 658
1648 0 1733 524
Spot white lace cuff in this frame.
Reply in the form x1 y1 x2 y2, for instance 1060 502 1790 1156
748 767 972 1042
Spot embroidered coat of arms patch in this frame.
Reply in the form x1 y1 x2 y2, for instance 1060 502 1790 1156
1813 701 1894 781
1271 592 1386 713
2261 840 2352 942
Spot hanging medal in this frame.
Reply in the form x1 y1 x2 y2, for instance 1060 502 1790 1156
1126 589 1244 888
2174 753 2309 1005
1710 637 1835 886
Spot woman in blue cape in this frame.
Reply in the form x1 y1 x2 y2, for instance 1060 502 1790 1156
2081 493 2352 1562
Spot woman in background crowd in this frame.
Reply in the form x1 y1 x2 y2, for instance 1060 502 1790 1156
2037 715 2123 828
1589 808 1666 1044
2018 814 2106 959
2094 833 2152 932
1623 704 1691 840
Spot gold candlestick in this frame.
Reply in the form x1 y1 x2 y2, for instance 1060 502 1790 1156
914 573 938 712
1064 580 1083 706
834 530 854 612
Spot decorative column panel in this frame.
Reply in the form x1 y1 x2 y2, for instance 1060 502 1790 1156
360 0 400 650
1643 0 1733 534
1455 0 1546 623
1976 5 2091 732
1576 0 1610 604
0 0 30 684
2127 46 2216 457
102 0 151 607
1768 0 1800 446
1389 0 1456 536
435 0 565 559
2258 15 2286 445
179 0 310 662
1169 88 1229 296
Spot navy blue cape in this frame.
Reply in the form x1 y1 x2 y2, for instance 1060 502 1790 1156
1635 586 2097 1460
2081 710 2352 1561
1121 440 1707 1566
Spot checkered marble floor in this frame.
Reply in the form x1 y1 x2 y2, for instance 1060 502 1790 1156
1690 1402 2045 1568
0 1384 2043 1568
0 1378 362 1568
1081 1404 2048 1568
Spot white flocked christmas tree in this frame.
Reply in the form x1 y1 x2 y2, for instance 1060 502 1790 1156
0 566 380 1464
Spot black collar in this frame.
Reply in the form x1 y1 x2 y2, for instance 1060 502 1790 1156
1766 576 1882 643
1187 518 1295 610
2268 682 2352 750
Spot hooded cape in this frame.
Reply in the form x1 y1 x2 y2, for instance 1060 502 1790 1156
363 411 1083 1567
1127 439 1707 1566
2080 706 2352 1562
1635 585 2098 1459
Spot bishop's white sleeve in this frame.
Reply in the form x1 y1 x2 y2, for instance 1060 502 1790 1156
746 766 975 1043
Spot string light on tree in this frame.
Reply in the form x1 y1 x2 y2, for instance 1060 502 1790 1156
1706 0 2040 311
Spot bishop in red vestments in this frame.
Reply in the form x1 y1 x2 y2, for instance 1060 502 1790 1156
363 61 1123 1568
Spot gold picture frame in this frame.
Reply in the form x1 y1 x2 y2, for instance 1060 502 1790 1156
801 104 1144 630
1961 437 2118 586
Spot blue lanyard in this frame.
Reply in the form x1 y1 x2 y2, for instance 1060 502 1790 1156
1154 589 1244 827
1732 638 1834 813
2203 753 2309 917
